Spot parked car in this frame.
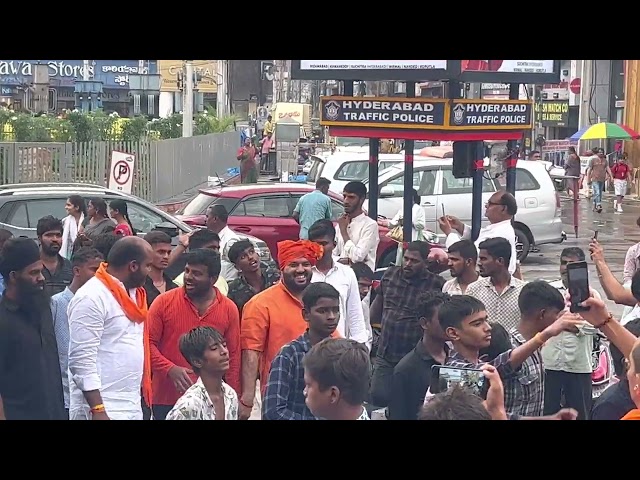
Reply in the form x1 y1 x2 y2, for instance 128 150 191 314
306 152 404 194
0 182 274 263
365 158 565 262
174 183 406 268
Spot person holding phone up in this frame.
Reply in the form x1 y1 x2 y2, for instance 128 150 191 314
438 190 521 279
438 287 582 419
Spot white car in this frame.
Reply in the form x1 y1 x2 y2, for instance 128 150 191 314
363 158 565 261
306 152 404 194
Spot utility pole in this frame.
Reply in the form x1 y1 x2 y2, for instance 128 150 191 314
182 61 194 137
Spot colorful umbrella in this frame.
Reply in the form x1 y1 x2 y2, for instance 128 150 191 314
569 122 640 141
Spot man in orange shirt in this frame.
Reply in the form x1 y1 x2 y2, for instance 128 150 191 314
148 248 240 420
239 240 323 420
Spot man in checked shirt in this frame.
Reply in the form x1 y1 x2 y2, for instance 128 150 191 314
369 241 445 407
440 292 580 419
262 283 340 420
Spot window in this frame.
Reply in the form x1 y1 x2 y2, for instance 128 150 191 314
306 156 325 183
441 168 495 195
515 168 540 191
382 169 436 197
8 203 29 228
178 193 238 216
335 160 400 182
125 202 166 234
237 196 290 218
330 200 343 220
23 199 67 227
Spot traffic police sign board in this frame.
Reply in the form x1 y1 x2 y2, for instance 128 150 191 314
108 150 136 194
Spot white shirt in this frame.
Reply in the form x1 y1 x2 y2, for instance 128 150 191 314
67 275 145 420
390 204 426 241
219 225 242 282
362 291 373 348
442 278 467 295
311 262 369 348
333 213 380 271
445 219 517 275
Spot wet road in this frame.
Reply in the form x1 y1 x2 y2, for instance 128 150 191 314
521 192 640 317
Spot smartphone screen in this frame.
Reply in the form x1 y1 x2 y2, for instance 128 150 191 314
567 261 590 312
593 230 599 241
432 365 487 397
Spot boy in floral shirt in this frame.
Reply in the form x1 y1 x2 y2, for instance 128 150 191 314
166 326 238 420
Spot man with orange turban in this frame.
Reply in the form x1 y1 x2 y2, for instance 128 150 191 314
239 239 335 420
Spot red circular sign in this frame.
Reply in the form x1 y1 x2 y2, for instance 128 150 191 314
570 78 581 95
113 160 131 185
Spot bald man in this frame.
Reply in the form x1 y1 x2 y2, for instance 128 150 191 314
68 236 154 420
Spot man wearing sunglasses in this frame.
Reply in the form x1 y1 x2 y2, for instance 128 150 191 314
438 191 519 277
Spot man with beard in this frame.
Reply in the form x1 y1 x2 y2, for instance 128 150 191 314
0 238 66 420
143 231 178 307
148 248 240 420
333 181 379 271
369 241 445 408
38 216 73 296
239 239 323 420
442 240 479 295
68 236 154 420
51 247 103 416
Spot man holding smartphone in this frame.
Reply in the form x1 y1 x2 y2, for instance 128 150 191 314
541 247 601 420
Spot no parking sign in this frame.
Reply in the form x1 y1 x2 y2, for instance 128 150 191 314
108 150 136 194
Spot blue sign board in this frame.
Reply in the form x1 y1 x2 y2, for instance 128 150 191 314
0 60 158 89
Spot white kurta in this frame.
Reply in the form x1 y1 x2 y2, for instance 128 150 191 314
67 275 145 420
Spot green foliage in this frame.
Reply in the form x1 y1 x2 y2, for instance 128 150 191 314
0 107 237 142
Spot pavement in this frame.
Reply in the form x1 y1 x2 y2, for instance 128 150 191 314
518 190 640 318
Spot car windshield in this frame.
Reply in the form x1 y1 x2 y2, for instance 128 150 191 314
178 193 238 216
335 137 369 147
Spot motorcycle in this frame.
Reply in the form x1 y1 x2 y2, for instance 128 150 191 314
591 331 616 399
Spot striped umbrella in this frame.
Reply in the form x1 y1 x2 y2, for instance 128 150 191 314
569 122 640 141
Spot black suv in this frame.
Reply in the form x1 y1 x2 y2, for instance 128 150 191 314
0 183 191 243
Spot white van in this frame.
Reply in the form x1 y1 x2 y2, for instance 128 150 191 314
364 158 565 261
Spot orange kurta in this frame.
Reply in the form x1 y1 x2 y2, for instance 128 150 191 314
621 408 640 420
240 281 338 392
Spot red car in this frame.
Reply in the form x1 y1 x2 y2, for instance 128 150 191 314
175 183 401 268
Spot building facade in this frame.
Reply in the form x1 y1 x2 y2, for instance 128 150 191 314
158 60 218 118
0 60 157 116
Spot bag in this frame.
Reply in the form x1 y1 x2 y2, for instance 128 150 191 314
386 225 403 243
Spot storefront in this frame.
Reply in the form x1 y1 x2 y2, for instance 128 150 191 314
0 60 157 115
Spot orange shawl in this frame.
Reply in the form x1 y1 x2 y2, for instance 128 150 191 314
94 262 152 407
621 409 640 420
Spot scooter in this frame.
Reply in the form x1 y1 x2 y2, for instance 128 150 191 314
591 331 616 399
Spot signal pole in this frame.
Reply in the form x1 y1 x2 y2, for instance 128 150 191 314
182 61 194 137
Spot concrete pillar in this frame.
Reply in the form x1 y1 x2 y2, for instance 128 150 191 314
623 60 640 167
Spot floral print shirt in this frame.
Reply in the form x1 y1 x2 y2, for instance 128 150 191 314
165 378 238 420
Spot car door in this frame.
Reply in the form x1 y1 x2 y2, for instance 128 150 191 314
228 194 293 257
377 167 439 233
436 166 497 241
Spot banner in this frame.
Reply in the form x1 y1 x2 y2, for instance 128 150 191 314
536 101 570 127
320 97 533 131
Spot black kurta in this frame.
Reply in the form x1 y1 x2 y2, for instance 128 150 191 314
0 296 66 420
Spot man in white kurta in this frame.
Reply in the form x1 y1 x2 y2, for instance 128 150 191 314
439 190 519 275
68 236 154 420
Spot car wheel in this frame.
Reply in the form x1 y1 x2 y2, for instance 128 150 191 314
378 248 397 269
515 228 531 263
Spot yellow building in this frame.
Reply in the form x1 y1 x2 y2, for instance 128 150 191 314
624 60 640 166
158 60 218 117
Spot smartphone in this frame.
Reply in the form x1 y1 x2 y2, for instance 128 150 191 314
567 260 590 313
441 204 446 217
593 230 599 241
431 365 488 398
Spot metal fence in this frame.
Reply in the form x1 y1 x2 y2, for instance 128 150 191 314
149 131 239 203
0 131 239 203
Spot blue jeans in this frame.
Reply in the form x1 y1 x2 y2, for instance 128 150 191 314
592 181 605 206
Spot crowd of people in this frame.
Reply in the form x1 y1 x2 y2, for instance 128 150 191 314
2 179 640 421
